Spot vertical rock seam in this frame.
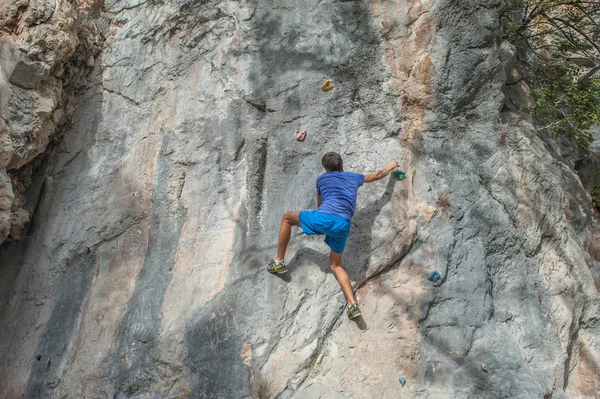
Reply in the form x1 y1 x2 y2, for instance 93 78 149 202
100 136 187 397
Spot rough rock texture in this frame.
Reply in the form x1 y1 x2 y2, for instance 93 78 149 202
1 0 600 398
0 0 105 243
575 128 600 214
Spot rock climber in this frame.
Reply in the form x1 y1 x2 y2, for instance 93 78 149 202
268 152 399 319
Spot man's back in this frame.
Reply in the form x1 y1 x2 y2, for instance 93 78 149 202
316 171 365 220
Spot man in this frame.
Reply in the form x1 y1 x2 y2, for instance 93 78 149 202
268 152 399 319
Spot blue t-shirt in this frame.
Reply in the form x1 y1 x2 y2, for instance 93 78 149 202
316 171 365 220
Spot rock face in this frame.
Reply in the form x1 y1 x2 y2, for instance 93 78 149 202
0 0 104 243
1 0 599 398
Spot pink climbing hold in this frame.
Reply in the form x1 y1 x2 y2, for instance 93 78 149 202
296 129 307 142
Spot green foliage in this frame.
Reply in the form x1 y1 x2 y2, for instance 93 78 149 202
504 20 524 41
502 0 600 148
593 187 600 212
533 60 600 148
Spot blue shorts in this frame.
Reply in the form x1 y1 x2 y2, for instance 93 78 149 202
298 211 351 253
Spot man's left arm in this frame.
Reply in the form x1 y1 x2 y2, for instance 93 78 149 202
364 161 399 183
317 194 322 207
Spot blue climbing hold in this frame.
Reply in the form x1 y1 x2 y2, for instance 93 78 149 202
399 376 406 387
428 270 441 282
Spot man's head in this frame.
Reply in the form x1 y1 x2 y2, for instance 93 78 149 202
322 152 343 172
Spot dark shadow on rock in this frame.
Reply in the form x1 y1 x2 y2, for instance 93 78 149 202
288 246 330 274
345 177 399 283
351 315 367 331
25 248 97 397
8 82 109 398
420 326 497 397
102 133 188 397
184 277 252 399
271 270 291 282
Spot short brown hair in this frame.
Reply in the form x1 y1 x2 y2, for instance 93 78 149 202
322 152 343 172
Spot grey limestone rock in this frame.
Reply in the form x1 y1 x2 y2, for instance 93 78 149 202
8 57 51 89
0 0 599 398
0 0 105 242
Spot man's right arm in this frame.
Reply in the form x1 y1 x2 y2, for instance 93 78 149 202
364 160 399 183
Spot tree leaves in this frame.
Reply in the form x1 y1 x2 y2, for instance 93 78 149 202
503 0 600 148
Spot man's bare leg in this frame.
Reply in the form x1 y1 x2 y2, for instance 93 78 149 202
329 251 356 306
275 211 300 261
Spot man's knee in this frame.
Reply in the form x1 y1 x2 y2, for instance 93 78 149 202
283 211 300 226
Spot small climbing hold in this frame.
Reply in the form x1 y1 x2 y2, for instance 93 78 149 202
359 234 372 243
399 376 406 387
481 364 488 373
393 170 406 180
321 79 333 91
296 129 307 142
428 270 441 282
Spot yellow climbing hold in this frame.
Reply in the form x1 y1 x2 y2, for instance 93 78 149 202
321 79 333 91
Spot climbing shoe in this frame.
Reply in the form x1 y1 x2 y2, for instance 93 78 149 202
347 304 362 319
267 259 288 274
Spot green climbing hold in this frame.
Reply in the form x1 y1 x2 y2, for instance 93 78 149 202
393 170 406 180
